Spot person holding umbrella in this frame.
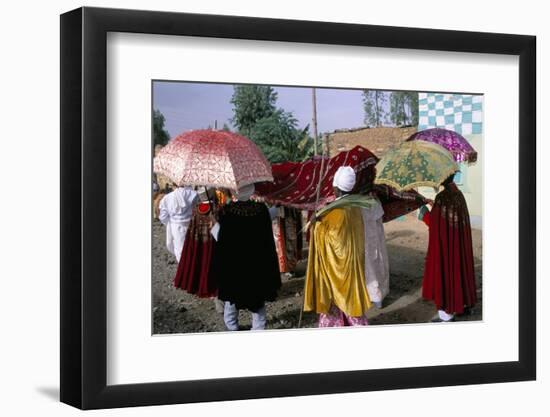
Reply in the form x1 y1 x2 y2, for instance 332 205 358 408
374 139 476 322
421 174 477 322
401 128 478 321
154 129 280 329
210 184 282 331
173 186 220 299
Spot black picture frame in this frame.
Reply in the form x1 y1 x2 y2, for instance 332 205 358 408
60 6 536 410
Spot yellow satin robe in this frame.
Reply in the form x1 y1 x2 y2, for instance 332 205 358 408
304 206 372 317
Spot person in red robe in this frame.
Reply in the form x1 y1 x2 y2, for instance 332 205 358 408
173 188 220 299
422 175 477 322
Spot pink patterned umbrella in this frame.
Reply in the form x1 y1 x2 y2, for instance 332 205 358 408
406 128 478 164
153 129 273 191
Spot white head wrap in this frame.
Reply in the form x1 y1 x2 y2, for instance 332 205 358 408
332 166 356 192
236 183 255 201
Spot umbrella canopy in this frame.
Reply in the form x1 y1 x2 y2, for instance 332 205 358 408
374 141 459 191
254 146 378 210
406 128 478 164
153 129 273 191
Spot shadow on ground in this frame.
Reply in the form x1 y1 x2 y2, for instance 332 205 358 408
152 216 483 334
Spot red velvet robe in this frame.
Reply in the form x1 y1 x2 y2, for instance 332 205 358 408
422 182 476 314
173 202 218 298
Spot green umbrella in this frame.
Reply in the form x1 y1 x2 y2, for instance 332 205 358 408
374 141 459 191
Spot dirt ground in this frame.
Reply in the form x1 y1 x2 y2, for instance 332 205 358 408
152 213 482 334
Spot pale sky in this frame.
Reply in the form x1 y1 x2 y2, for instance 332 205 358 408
152 81 369 139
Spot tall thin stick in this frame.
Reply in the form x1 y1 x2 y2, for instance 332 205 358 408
312 88 318 155
298 135 329 328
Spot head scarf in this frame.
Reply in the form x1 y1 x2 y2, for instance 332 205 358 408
333 166 356 192
236 184 255 201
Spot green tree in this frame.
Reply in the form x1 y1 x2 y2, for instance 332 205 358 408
389 91 419 126
153 109 170 146
230 85 277 134
389 92 408 126
407 92 419 126
230 85 313 163
247 110 313 163
362 90 386 127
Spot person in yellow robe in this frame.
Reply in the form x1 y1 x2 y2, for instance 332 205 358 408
304 166 373 327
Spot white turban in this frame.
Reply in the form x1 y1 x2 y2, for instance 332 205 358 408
333 166 356 192
236 183 255 201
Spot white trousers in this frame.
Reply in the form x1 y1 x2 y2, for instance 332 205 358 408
166 221 188 263
438 310 455 321
223 302 267 331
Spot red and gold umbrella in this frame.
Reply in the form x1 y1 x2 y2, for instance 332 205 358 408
153 129 273 191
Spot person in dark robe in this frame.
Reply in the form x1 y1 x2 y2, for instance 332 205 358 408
173 187 219 299
211 184 281 331
422 174 477 322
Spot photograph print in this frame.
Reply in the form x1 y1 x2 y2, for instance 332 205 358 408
152 81 483 334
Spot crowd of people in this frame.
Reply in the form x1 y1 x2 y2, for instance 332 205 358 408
156 165 477 331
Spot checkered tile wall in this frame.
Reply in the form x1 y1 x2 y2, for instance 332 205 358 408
418 93 483 135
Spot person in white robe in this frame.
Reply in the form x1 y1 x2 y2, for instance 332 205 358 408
361 196 390 308
333 167 389 308
158 186 198 262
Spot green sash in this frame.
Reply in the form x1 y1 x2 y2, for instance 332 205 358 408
316 194 377 218
304 194 377 230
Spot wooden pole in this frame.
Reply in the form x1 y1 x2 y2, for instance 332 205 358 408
298 133 329 328
312 88 318 155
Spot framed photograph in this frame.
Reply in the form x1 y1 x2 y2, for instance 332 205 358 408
60 6 536 410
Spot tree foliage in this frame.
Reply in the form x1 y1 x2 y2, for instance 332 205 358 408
389 91 419 126
408 92 419 126
230 85 313 163
247 110 312 163
230 85 277 135
153 109 170 146
389 92 407 126
362 90 387 127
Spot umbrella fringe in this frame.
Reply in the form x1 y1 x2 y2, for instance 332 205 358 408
155 176 275 192
374 168 458 191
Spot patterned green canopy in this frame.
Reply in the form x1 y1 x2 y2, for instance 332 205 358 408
374 141 459 191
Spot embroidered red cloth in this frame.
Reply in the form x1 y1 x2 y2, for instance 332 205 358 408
255 145 424 222
373 184 425 223
174 203 218 298
255 146 378 211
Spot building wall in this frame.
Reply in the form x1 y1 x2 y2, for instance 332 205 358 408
328 126 416 157
417 93 483 228
419 93 483 135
